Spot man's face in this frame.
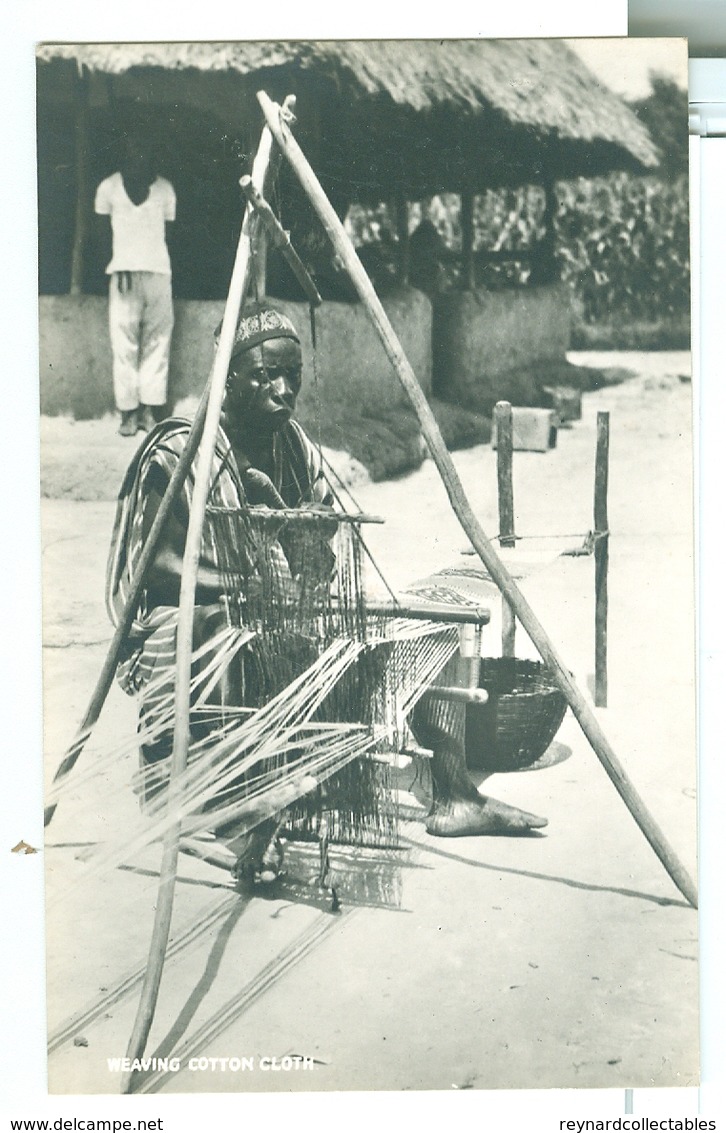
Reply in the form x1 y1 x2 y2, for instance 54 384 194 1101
224 336 303 433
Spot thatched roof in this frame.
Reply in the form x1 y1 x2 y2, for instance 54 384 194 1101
36 40 659 194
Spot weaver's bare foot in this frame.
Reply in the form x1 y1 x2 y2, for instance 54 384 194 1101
425 795 548 837
229 822 285 886
255 833 285 884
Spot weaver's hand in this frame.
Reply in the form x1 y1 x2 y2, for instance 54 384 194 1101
241 468 285 509
243 568 300 610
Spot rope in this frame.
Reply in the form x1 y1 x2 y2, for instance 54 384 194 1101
319 448 365 513
308 302 326 475
493 529 609 543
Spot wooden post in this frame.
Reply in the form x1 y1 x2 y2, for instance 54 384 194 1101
69 64 90 296
455 623 482 766
120 99 295 1093
257 90 697 909
458 623 482 689
529 177 559 287
460 189 476 291
253 226 268 299
542 180 558 282
494 401 516 656
495 402 515 547
395 189 410 285
594 411 610 707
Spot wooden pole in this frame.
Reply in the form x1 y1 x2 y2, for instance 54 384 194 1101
594 411 610 707
421 685 489 707
495 401 517 657
530 179 559 286
239 176 321 306
493 405 516 657
365 601 489 625
121 98 295 1093
458 624 482 690
495 402 515 549
395 189 410 285
69 64 90 296
257 90 697 909
543 180 558 281
501 595 517 658
254 229 268 299
460 189 476 291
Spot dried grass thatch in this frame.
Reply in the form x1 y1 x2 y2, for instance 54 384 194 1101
36 40 658 192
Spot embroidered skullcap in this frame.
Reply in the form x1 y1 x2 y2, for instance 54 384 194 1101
215 308 300 361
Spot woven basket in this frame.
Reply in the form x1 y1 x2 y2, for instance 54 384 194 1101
465 658 567 773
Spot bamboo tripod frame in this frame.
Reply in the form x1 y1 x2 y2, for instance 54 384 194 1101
257 89 697 911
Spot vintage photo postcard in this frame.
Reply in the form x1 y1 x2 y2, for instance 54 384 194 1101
37 38 697 1095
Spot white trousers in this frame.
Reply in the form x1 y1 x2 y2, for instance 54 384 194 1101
108 271 174 411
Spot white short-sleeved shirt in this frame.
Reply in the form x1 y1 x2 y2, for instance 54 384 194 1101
94 173 176 275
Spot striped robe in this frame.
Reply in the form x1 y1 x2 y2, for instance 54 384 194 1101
105 416 331 702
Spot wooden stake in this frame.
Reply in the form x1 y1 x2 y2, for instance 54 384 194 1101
594 411 610 707
395 189 410 285
460 189 476 291
495 401 517 657
257 90 697 909
530 179 559 285
121 98 295 1093
495 401 515 548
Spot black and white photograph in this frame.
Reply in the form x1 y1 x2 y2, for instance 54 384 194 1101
35 37 697 1096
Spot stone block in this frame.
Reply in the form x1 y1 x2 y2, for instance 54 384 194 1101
542 384 583 425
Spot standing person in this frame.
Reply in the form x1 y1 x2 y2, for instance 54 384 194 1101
95 129 176 436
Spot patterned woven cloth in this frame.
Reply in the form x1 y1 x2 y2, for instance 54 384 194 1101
105 416 329 695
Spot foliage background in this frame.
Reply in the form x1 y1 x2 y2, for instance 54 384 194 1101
347 77 690 349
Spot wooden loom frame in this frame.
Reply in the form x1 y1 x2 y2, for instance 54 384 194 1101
45 92 697 1092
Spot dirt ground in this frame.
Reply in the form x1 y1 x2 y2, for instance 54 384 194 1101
40 350 699 1095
